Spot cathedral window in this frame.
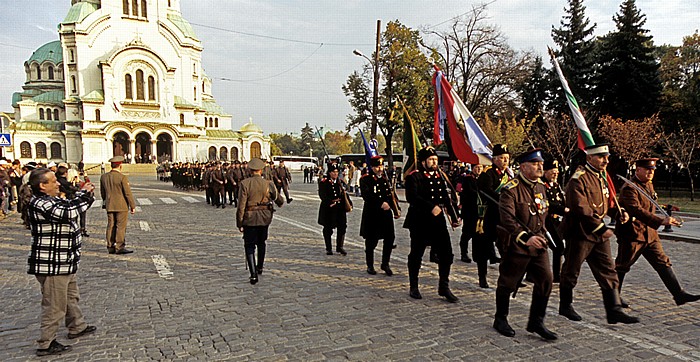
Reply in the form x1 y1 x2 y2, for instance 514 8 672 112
50 142 62 159
48 66 54 80
202 81 205 93
123 0 129 15
71 75 77 94
193 87 197 101
36 64 41 80
136 70 145 100
179 113 185 126
148 76 156 101
141 0 147 18
20 142 32 158
46 108 52 120
215 118 219 127
132 0 138 16
125 74 133 99
39 108 45 120
69 49 75 63
36 142 47 159
53 109 59 121
95 109 101 121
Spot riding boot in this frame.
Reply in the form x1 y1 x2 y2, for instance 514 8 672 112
336 233 347 256
323 229 333 255
602 289 639 324
552 251 561 283
408 261 422 299
617 272 629 308
558 285 582 321
246 253 258 285
365 250 376 275
526 292 557 340
477 261 489 288
437 263 459 303
493 287 515 337
257 243 266 275
380 245 393 276
658 267 700 306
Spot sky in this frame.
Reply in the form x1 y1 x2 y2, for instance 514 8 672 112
0 0 698 135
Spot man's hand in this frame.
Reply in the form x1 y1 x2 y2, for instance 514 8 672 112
239 227 244 232
662 216 682 227
130 208 136 215
526 235 547 249
381 202 390 211
431 206 442 216
602 229 614 239
619 211 630 224
81 182 95 193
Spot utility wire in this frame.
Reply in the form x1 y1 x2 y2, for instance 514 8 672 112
215 43 323 82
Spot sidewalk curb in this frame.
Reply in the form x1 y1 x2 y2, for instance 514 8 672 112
660 233 700 244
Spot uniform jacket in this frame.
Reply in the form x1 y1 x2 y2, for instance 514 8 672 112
232 168 245 183
211 169 226 191
499 173 549 256
478 166 513 233
236 174 284 228
543 179 566 243
100 170 136 212
317 177 349 228
459 173 480 220
403 169 455 230
359 172 397 239
615 175 664 243
275 166 292 185
562 164 616 243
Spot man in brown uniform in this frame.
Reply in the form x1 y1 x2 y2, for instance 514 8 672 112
237 158 284 284
615 158 699 306
274 160 293 204
558 144 638 324
493 148 556 340
211 162 226 208
100 156 136 254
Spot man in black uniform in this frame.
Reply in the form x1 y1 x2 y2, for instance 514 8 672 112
493 148 556 340
542 158 566 283
458 162 484 264
404 147 461 302
360 156 400 276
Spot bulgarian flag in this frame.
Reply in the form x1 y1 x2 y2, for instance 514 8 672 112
432 65 492 164
548 47 618 207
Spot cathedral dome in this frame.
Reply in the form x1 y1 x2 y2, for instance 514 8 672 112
240 121 263 134
27 40 63 65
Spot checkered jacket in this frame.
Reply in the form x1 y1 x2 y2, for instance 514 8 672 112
27 191 94 275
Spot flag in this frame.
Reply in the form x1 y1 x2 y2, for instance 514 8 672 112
359 129 378 167
402 104 422 179
548 47 617 207
432 65 492 164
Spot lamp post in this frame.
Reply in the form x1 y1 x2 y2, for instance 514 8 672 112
353 19 381 140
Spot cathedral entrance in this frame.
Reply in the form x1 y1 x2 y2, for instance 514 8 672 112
135 132 152 163
113 131 130 158
156 133 173 162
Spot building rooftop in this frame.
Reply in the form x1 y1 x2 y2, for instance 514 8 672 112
62 1 98 24
27 40 63 65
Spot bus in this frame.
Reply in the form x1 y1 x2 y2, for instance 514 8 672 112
272 156 318 171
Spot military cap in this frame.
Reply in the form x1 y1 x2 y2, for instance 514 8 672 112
417 147 438 162
369 155 384 167
635 158 659 169
108 155 125 163
234 160 241 165
584 143 610 156
515 148 544 164
492 144 510 156
26 161 38 170
248 158 265 170
327 163 341 173
543 158 559 171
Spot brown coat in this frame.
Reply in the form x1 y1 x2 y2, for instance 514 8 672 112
236 174 284 228
561 164 615 243
499 174 549 256
100 170 136 212
615 176 663 243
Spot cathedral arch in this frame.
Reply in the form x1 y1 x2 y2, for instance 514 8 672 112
20 142 32 158
50 142 62 159
36 142 47 159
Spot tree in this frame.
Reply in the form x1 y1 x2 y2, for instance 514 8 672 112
269 133 300 156
342 70 373 131
480 114 536 156
425 5 531 118
350 130 387 155
593 0 661 120
324 131 352 155
658 31 700 129
550 0 597 115
658 123 699 201
517 55 549 121
528 114 578 168
597 114 660 166
299 123 321 158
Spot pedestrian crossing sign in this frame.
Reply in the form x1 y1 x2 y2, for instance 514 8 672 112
0 133 11 147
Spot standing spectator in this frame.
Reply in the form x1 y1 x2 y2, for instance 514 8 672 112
352 164 362 196
100 156 136 254
27 167 97 356
0 159 10 217
77 160 84 173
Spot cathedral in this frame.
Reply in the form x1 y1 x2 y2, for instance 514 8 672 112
6 0 270 164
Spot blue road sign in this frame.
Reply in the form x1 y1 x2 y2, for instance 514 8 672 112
0 133 11 147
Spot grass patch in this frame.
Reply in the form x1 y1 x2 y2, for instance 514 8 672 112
655 190 700 214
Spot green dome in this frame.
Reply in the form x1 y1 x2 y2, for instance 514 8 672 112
62 1 98 24
240 122 263 134
28 40 63 65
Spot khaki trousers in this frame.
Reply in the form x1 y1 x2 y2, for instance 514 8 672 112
106 211 129 250
35 274 87 348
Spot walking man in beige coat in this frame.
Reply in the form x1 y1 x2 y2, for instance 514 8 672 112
100 156 136 254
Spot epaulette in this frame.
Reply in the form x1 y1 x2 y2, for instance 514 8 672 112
483 165 493 172
571 167 586 180
503 178 519 190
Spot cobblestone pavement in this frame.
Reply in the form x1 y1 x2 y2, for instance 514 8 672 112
2 175 700 361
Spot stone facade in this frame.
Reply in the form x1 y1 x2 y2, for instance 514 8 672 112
6 0 269 164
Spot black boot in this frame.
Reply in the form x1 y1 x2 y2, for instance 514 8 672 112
408 262 422 299
336 233 347 256
602 289 639 324
257 244 266 275
477 261 489 288
366 250 376 275
559 286 582 321
527 293 557 340
493 288 515 337
552 251 561 283
437 263 459 303
617 272 629 308
324 229 333 255
246 253 258 285
658 267 700 306
380 244 393 276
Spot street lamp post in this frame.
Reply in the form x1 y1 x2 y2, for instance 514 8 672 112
353 19 381 140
